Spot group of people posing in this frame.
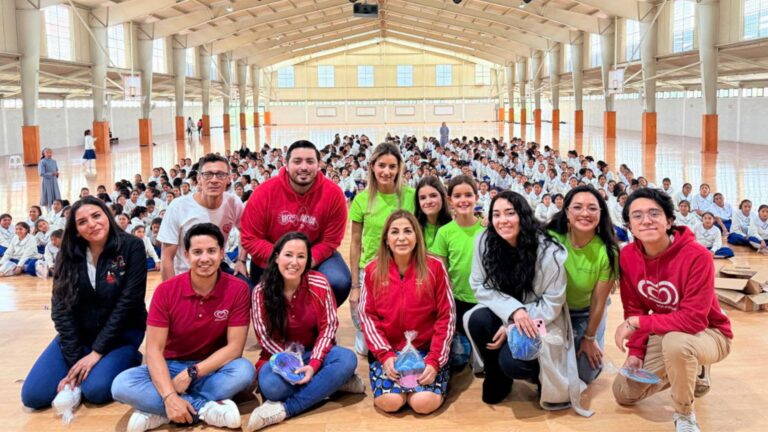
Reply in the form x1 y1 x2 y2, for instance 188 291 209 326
18 135 738 432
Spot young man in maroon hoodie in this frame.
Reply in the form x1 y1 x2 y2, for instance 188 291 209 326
240 140 351 305
613 188 732 432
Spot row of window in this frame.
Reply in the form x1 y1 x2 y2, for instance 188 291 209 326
276 64 492 88
37 2 768 73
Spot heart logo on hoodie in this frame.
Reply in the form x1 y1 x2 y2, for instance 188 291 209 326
637 280 680 308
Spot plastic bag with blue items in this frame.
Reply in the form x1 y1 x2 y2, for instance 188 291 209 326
394 330 426 389
269 342 306 385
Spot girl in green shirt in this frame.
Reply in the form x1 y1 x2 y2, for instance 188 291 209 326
546 185 619 384
415 176 452 251
349 143 415 355
430 175 484 335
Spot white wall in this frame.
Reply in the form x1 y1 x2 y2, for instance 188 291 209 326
544 96 768 146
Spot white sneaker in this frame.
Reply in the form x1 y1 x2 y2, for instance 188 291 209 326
245 401 287 431
674 412 701 432
354 330 368 356
52 384 81 424
199 399 241 428
126 410 170 432
338 373 366 394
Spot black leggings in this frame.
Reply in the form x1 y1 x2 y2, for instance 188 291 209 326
467 307 539 402
454 299 476 336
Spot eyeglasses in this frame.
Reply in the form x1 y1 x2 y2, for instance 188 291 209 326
629 209 665 222
200 171 228 180
568 205 600 215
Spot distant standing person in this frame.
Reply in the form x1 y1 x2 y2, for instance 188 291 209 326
197 118 203 137
39 148 61 214
439 122 449 147
186 117 194 138
83 129 97 171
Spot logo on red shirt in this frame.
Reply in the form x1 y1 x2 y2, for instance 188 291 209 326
637 280 680 310
277 211 318 230
221 223 233 237
213 309 230 321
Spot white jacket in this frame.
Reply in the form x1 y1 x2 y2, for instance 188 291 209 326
693 223 722 251
675 212 700 230
730 210 755 237
0 226 14 248
465 232 592 417
43 243 59 270
749 217 768 240
0 234 39 267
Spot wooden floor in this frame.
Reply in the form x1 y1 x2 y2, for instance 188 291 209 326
2 122 768 431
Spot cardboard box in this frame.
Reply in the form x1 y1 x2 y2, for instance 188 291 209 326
714 264 768 312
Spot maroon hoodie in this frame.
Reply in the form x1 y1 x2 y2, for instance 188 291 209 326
620 226 733 359
241 167 348 268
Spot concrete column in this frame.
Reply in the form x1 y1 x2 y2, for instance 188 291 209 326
517 59 528 127
600 22 616 138
237 60 247 130
531 50 543 128
571 32 584 134
198 43 211 136
133 28 153 148
640 4 659 144
506 63 515 125
16 1 41 165
698 0 719 152
89 17 108 126
220 52 233 133
172 36 187 140
251 65 260 127
548 43 561 131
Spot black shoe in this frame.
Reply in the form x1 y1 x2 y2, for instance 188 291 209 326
482 376 512 404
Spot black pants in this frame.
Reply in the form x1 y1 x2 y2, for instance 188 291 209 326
467 307 539 403
454 299 476 336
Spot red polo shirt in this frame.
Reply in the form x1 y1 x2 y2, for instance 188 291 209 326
148 271 250 361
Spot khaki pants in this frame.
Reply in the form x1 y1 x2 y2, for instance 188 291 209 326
613 328 731 415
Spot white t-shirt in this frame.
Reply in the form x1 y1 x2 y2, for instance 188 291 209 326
157 193 244 275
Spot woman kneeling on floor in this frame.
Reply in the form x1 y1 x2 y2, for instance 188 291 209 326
465 191 592 417
613 188 732 432
247 232 363 431
359 210 456 415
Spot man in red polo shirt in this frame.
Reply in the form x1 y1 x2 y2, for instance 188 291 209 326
112 223 254 432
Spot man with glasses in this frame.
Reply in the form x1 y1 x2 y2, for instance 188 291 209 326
158 153 248 282
241 140 351 306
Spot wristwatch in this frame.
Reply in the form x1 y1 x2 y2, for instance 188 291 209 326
187 364 199 381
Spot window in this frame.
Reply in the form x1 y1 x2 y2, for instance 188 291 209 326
475 64 491 85
590 33 601 67
744 0 768 39
210 54 218 80
626 19 640 61
152 38 165 73
357 65 374 87
44 5 71 60
107 25 126 68
564 44 573 72
317 65 335 87
396 65 413 87
277 66 294 88
672 0 695 52
435 64 452 86
185 48 196 77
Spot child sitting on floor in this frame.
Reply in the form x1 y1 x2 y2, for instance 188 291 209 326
131 225 160 271
694 212 734 259
0 222 40 276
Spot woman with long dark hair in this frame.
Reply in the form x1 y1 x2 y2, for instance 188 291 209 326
21 196 147 411
465 191 591 416
414 176 452 250
546 185 619 384
248 232 361 431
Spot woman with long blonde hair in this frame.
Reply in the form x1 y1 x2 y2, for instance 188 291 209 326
349 143 416 355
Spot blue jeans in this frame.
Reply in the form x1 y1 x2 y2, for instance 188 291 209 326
614 226 629 242
714 247 734 258
570 305 607 385
749 236 765 250
21 329 144 409
111 357 254 419
258 346 357 418
727 232 749 246
251 251 351 306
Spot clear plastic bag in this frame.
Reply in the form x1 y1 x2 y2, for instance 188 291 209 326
507 319 564 361
52 384 81 425
35 261 49 279
268 342 306 385
394 330 425 388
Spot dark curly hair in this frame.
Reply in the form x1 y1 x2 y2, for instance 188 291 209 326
259 232 313 342
481 191 562 300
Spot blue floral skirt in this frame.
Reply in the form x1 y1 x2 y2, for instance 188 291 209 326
367 352 450 398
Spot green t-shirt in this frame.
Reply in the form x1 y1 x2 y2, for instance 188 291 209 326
430 219 484 304
350 187 416 268
549 230 614 310
423 223 439 251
